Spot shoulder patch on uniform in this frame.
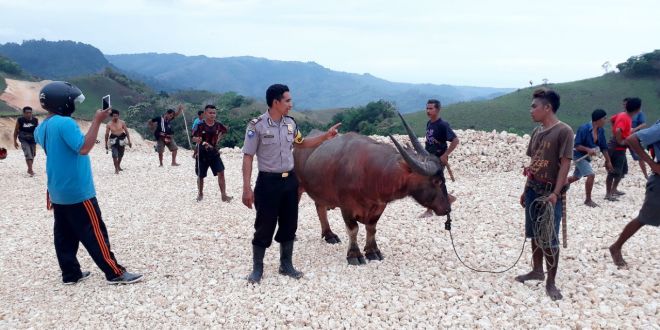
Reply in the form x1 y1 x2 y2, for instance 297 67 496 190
247 117 261 129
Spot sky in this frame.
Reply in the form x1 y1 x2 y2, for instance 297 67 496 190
0 0 658 88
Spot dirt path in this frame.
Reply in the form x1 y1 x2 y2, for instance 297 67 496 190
0 78 52 114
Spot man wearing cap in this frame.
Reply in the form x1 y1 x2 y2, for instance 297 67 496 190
241 83 341 284
13 106 39 176
567 109 614 207
609 119 660 268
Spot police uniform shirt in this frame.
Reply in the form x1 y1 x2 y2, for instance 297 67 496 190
242 111 304 173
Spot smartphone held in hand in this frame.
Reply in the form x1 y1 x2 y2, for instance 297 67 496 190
102 95 111 110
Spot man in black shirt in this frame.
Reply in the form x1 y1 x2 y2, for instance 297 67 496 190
148 105 184 167
420 99 459 218
192 105 232 202
13 106 39 176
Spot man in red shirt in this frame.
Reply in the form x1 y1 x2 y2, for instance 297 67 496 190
192 105 233 203
605 97 641 201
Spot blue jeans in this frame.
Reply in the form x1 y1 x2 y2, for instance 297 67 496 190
524 188 562 248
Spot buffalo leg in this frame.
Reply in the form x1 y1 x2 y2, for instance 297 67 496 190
316 203 340 244
364 223 383 261
342 214 365 265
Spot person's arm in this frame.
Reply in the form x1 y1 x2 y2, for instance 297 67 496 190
13 121 20 149
548 157 571 205
440 138 459 165
626 134 659 174
123 121 132 147
172 104 184 118
242 154 255 208
80 109 111 155
297 123 341 148
104 124 110 150
575 144 597 155
633 123 647 132
614 127 624 145
603 151 614 172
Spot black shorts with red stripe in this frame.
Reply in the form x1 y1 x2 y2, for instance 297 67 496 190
52 197 125 282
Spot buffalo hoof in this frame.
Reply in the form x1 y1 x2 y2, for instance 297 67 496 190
323 234 341 244
365 251 384 261
347 256 367 265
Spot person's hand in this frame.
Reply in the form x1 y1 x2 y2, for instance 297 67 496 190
128 142 132 148
94 108 111 123
177 104 184 112
588 148 598 156
192 136 201 143
242 187 254 209
440 154 449 165
325 123 342 139
605 161 614 172
14 141 19 149
520 192 526 208
547 192 558 205
651 163 660 176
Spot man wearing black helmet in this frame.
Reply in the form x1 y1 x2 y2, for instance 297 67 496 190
34 81 143 285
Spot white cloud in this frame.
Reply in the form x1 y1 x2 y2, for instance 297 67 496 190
0 0 658 87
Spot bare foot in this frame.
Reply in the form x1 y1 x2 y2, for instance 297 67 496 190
27 170 34 176
171 163 180 166
546 283 563 301
584 200 599 207
514 271 544 283
609 245 628 268
115 169 119 174
604 194 619 201
418 210 434 218
119 167 124 171
222 195 233 203
197 194 203 202
159 164 163 167
613 190 626 196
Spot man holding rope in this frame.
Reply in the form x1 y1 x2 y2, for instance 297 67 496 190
567 109 613 207
419 99 459 218
148 105 184 167
609 120 660 268
516 88 574 301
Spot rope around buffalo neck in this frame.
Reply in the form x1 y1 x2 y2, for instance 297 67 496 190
445 194 558 273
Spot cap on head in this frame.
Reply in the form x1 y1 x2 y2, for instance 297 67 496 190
39 81 84 116
591 109 607 121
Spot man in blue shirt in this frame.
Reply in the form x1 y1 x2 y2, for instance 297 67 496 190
567 109 613 207
35 81 142 285
610 120 660 268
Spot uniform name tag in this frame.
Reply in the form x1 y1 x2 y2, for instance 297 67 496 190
264 134 274 138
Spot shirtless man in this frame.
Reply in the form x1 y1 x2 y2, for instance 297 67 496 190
104 109 132 174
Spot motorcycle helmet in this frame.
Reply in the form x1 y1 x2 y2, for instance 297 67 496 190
39 81 85 116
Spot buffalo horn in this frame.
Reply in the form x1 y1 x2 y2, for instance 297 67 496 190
397 112 429 156
389 135 440 176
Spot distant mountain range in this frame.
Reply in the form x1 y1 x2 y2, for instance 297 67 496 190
0 40 109 79
107 53 513 112
0 40 512 112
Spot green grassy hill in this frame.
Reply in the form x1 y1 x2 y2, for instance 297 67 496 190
403 73 660 136
68 75 149 120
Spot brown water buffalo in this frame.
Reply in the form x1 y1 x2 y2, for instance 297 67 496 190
294 114 451 265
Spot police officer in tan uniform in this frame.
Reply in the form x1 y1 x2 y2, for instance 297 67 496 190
242 84 341 284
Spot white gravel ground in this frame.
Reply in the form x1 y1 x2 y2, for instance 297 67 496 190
0 129 658 328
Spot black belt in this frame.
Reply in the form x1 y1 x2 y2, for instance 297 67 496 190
259 171 294 178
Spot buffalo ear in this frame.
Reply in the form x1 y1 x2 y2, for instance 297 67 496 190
431 176 442 185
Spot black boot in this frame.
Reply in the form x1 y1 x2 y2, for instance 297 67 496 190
278 240 303 279
247 245 266 284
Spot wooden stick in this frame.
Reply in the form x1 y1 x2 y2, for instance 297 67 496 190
445 163 456 182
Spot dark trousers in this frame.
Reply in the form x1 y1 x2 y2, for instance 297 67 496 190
252 172 299 248
53 197 125 281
